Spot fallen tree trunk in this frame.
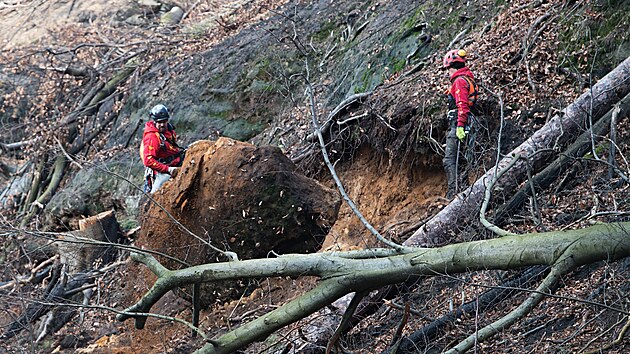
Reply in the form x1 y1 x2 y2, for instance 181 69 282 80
405 56 630 247
19 155 68 228
1 266 86 340
494 91 630 225
118 222 630 354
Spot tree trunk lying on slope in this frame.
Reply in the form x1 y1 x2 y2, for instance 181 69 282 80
405 56 630 247
382 93 630 353
1 267 89 340
335 91 630 352
117 222 630 354
306 62 627 352
494 91 630 225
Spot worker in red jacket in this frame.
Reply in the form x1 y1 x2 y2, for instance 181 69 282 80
442 49 478 199
140 104 184 193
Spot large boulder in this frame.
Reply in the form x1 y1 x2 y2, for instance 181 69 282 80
136 138 340 304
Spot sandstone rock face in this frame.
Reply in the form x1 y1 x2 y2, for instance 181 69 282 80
136 138 340 304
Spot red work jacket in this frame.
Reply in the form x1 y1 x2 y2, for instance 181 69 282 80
140 121 181 173
447 67 477 127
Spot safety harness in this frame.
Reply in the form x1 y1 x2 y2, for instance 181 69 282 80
457 75 478 106
140 125 183 193
456 75 479 162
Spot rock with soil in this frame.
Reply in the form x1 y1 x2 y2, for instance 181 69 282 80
136 137 340 305
160 6 184 26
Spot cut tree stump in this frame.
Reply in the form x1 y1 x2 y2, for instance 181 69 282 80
56 209 122 273
3 210 122 340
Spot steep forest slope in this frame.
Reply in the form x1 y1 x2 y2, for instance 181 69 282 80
1 0 629 353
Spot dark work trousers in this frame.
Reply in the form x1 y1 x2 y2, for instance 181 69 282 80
443 120 469 199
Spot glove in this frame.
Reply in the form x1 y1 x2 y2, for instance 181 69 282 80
456 127 466 141
167 166 179 178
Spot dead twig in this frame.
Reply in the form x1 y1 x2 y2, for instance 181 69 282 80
387 301 410 353
447 28 469 49
305 91 373 142
0 255 58 292
384 299 434 321
580 315 630 354
521 12 555 93
304 75 411 252
336 111 368 125
326 291 368 354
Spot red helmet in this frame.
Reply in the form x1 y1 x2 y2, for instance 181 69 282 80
442 49 467 68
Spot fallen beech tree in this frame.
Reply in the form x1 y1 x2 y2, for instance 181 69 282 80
291 56 630 349
118 222 630 354
406 56 630 247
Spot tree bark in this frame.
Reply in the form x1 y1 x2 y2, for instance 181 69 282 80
405 56 630 247
117 222 630 354
20 155 67 228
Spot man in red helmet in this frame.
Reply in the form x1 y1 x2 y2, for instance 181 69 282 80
140 104 185 193
442 49 478 199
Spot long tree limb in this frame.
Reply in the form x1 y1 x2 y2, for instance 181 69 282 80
494 91 630 225
20 155 67 228
479 154 520 236
21 158 46 215
607 103 620 179
304 75 410 252
326 290 368 354
118 222 630 354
